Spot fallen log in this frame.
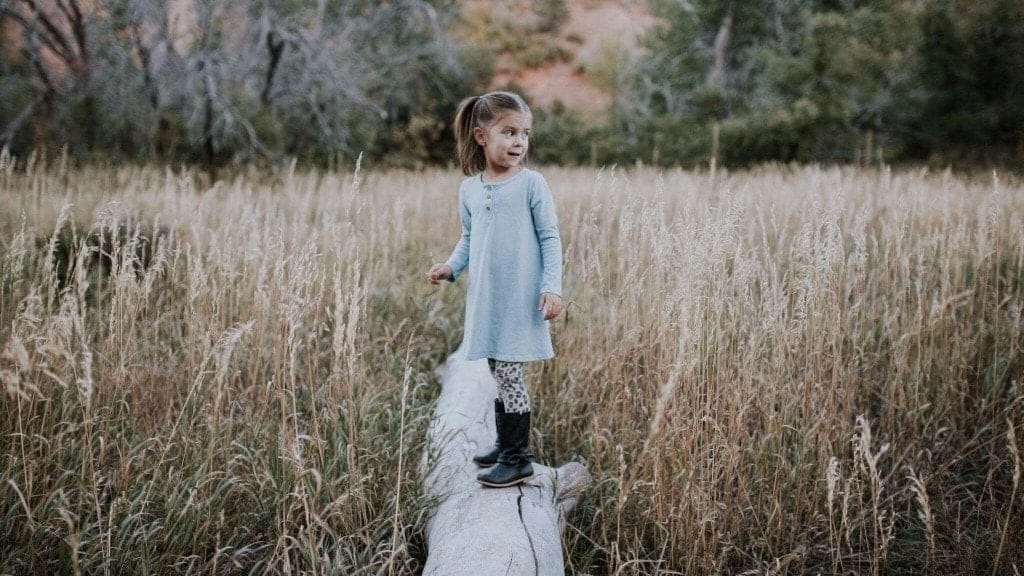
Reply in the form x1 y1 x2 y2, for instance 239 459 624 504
422 349 591 575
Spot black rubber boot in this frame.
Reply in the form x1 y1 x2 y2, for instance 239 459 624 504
477 410 534 488
472 399 504 467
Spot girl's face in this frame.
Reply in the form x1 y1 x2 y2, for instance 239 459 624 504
474 111 531 176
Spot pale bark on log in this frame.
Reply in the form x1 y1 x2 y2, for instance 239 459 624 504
422 349 591 575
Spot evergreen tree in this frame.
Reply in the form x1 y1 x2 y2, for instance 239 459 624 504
626 0 1022 166
910 0 1024 164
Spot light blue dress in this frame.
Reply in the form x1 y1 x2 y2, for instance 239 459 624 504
444 168 563 362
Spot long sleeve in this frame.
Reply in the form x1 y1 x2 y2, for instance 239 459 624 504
444 188 471 280
529 176 563 296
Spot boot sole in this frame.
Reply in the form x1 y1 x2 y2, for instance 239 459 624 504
476 473 535 488
475 459 533 468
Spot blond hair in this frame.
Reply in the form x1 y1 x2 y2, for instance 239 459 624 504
453 91 532 176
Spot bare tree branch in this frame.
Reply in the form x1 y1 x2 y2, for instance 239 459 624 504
21 34 57 94
17 0 78 67
261 25 284 106
1 5 75 65
65 0 89 76
0 97 38 146
52 0 73 25
707 13 732 89
130 18 159 109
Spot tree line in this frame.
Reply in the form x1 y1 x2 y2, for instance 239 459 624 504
2 0 1022 171
0 0 470 175
592 0 1024 168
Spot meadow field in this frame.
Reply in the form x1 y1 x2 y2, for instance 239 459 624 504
1 158 1021 575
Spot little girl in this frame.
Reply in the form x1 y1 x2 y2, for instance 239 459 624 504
428 91 564 488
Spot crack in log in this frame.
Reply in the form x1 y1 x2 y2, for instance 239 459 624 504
424 352 592 574
516 488 540 575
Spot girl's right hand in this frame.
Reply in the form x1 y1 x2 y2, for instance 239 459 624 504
428 264 453 285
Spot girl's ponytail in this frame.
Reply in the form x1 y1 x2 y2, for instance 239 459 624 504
453 91 531 176
454 96 485 176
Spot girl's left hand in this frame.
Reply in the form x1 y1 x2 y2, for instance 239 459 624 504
539 292 563 321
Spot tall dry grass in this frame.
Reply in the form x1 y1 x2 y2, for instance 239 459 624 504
540 165 1023 575
1 157 460 575
1 157 1022 575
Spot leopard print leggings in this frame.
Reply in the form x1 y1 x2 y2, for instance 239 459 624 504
487 358 530 414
